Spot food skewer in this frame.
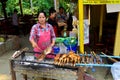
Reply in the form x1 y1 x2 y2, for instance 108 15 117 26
101 52 118 62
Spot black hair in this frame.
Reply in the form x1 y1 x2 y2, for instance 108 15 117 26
37 10 47 17
14 9 18 13
49 7 56 15
59 6 64 10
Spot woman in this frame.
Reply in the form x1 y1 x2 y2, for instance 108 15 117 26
56 6 67 36
29 11 56 59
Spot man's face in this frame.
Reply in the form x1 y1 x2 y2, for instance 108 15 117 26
59 8 64 13
51 12 56 18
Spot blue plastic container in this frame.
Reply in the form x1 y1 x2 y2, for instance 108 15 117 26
53 46 60 54
66 44 77 53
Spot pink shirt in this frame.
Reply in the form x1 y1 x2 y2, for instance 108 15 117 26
29 23 56 50
29 23 56 41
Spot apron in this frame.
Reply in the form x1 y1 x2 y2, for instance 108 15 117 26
34 28 51 57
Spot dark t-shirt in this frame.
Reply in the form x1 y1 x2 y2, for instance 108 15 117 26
48 18 59 36
47 18 58 28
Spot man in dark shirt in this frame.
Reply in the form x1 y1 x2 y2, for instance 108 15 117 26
48 7 58 36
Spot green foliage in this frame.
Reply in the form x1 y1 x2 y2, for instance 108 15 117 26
0 3 3 17
6 0 19 16
0 0 76 17
59 0 77 13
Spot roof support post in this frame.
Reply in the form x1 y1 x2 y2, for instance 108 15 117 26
78 0 84 54
99 5 104 42
113 12 120 56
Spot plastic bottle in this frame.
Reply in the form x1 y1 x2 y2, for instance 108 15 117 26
59 43 67 54
63 28 67 37
69 26 78 38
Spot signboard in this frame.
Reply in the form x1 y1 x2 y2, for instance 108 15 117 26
83 0 120 4
107 4 120 13
77 19 89 45
84 19 89 44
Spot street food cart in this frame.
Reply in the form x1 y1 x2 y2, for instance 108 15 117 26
10 47 120 80
10 48 81 80
9 0 120 80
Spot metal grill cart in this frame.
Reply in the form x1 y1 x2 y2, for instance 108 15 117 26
9 48 80 80
9 48 120 80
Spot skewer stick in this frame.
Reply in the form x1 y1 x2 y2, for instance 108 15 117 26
101 52 118 62
92 51 97 58
93 51 103 64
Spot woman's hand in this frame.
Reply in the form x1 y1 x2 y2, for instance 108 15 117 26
30 39 41 50
32 42 41 51
50 43 54 47
32 42 37 48
51 40 55 47
58 22 67 27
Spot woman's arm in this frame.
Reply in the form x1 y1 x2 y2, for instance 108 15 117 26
29 25 41 50
49 24 56 47
51 39 55 47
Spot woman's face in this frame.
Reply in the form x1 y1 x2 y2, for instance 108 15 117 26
38 13 46 24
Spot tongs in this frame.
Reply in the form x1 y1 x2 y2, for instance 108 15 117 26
11 47 29 59
43 45 52 55
37 46 52 61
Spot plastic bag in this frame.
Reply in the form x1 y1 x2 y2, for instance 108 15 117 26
111 62 120 80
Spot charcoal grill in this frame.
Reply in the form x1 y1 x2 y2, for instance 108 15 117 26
10 48 116 80
9 48 83 80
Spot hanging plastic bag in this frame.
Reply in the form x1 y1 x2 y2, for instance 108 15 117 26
111 62 120 80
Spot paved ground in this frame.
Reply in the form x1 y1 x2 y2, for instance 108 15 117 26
0 35 114 80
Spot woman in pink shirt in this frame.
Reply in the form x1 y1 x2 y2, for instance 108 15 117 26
29 11 56 59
